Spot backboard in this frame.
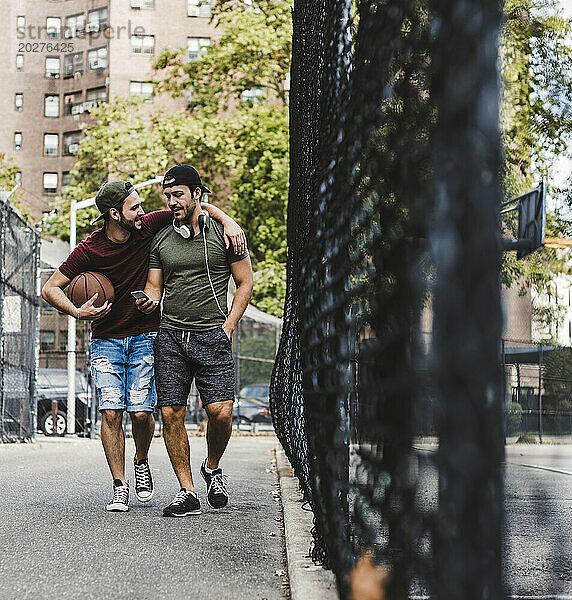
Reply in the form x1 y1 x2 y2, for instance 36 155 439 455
517 181 546 260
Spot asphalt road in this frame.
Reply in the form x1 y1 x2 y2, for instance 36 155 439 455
505 445 572 597
0 435 286 600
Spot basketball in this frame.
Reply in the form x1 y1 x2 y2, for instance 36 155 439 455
68 271 115 308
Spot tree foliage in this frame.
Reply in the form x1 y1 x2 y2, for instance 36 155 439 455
154 0 291 112
500 0 572 299
0 153 25 214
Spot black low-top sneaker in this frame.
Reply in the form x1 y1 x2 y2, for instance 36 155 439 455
133 457 154 502
106 479 129 512
201 459 229 509
162 489 201 517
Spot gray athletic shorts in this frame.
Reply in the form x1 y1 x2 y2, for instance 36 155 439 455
154 327 235 407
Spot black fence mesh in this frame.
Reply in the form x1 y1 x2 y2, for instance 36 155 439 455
271 0 505 597
0 197 41 442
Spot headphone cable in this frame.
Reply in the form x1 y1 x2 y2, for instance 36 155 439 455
202 227 228 319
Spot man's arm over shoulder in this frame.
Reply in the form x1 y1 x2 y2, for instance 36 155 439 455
223 256 254 339
201 203 246 254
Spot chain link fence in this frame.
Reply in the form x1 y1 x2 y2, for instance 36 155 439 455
503 338 572 442
0 194 41 442
271 0 505 597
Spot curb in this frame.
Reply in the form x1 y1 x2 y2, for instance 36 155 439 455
276 447 339 600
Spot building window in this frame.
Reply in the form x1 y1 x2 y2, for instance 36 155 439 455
187 0 211 18
15 93 23 111
44 95 60 117
64 13 85 38
64 52 84 78
44 134 59 157
129 81 153 97
16 54 24 71
45 56 60 78
17 16 25 35
131 35 155 55
131 0 155 7
86 7 108 32
59 331 68 353
41 300 55 315
46 17 61 39
86 87 107 105
64 92 82 115
40 331 55 352
241 87 265 105
63 130 82 155
14 132 22 150
43 173 58 195
87 47 107 70
62 172 72 190
187 37 210 61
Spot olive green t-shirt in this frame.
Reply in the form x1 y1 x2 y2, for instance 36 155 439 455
149 216 249 331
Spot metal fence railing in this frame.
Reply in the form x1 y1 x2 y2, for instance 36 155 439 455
0 194 41 442
503 339 572 442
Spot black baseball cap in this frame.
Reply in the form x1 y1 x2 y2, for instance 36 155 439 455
162 165 211 194
91 180 135 224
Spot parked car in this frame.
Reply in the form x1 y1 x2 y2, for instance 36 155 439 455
233 384 272 425
36 368 92 436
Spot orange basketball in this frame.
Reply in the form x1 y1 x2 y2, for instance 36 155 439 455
68 271 115 308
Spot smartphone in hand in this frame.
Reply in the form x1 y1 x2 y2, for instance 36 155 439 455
131 290 150 301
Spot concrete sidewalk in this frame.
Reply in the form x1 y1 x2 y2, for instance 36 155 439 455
0 435 287 600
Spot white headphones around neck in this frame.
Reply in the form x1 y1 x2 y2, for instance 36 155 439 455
172 213 207 239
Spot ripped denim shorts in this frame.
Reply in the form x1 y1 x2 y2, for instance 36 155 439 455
91 332 157 412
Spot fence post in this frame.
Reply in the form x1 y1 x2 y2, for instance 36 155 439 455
538 345 543 444
234 319 241 399
0 204 5 441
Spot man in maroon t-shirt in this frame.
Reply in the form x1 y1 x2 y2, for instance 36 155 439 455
41 180 245 512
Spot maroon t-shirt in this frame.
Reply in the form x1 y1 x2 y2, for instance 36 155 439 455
58 210 173 339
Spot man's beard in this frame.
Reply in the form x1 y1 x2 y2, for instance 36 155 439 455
174 203 196 225
118 214 139 232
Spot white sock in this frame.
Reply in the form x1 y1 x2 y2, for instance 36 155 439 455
204 460 216 474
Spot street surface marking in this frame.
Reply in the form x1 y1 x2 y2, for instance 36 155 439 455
507 461 572 476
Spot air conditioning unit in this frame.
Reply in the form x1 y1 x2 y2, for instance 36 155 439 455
86 22 99 33
131 0 142 8
68 143 79 153
71 105 84 115
188 6 199 16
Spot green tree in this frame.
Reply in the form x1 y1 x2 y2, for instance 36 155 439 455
500 0 572 296
154 0 291 112
0 153 25 213
45 98 236 241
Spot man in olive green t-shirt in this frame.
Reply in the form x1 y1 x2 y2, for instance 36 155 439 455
137 165 253 517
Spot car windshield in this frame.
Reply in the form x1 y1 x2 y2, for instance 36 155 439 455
37 369 88 393
239 385 269 399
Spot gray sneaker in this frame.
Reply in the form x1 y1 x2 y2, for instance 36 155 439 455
163 489 201 517
106 479 129 512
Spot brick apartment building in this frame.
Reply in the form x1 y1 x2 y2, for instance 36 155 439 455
1 0 215 221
